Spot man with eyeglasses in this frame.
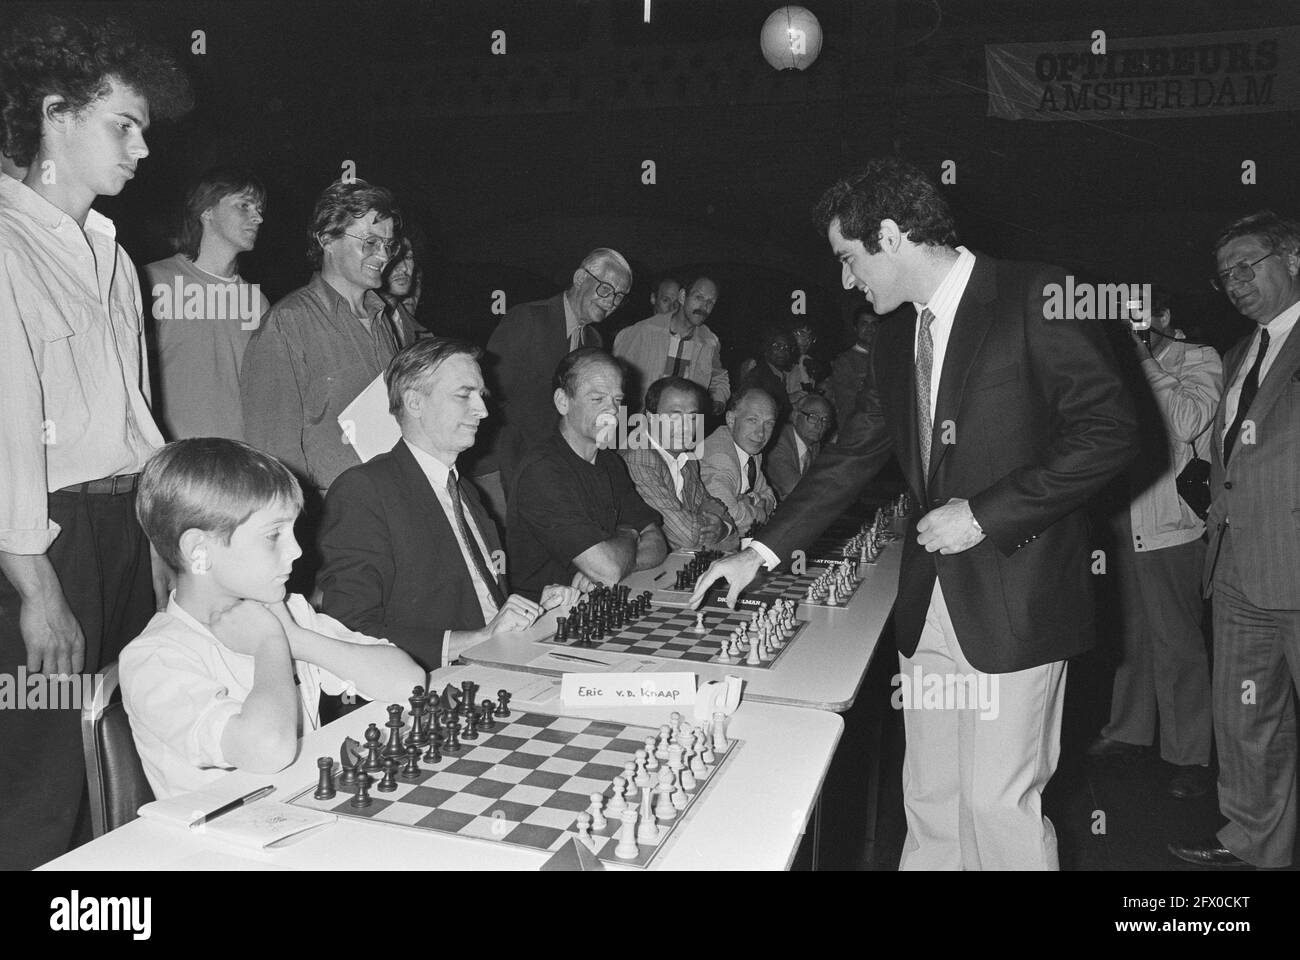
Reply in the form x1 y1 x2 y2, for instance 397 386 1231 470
614 274 730 415
241 179 403 495
472 248 632 520
767 393 833 500
1170 211 1300 870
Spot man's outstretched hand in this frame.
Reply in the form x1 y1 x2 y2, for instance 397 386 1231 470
688 548 764 609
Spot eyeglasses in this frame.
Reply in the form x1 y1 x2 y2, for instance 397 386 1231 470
343 233 401 257
800 412 830 425
1211 252 1276 292
582 267 629 306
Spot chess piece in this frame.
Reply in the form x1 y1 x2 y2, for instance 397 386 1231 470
606 777 628 816
690 747 707 778
378 759 400 792
656 726 671 760
496 690 511 717
654 768 677 821
622 762 639 800
364 723 384 772
350 773 374 808
480 699 496 731
462 707 479 741
422 733 442 765
401 744 422 780
712 711 729 752
746 635 762 666
314 757 336 800
693 612 706 634
383 704 406 760
575 813 598 853
615 809 640 860
679 767 696 791
671 782 689 810
636 804 660 844
590 790 608 827
444 717 461 753
643 736 659 771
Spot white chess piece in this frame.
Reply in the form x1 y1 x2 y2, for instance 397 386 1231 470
693 612 706 633
679 767 696 791
575 812 599 852
654 768 677 820
587 793 607 830
745 635 762 666
622 762 639 800
643 736 660 771
656 726 671 760
690 744 707 778
636 804 660 844
671 782 689 811
615 808 640 860
606 777 628 816
712 712 729 752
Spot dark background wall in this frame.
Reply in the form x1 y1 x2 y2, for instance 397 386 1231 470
7 0 1299 364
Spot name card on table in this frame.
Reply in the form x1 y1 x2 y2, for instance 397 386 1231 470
560 672 696 707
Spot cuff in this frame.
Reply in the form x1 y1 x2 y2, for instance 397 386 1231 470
746 539 781 570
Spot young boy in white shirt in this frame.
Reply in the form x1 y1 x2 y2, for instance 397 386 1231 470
120 438 424 799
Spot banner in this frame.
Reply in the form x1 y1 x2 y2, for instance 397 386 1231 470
986 27 1300 120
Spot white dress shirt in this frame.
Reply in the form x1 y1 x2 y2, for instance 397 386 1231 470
912 245 977 419
649 434 693 500
1220 299 1300 446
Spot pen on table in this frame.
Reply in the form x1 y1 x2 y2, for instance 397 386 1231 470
548 651 611 666
653 571 666 581
193 785 276 826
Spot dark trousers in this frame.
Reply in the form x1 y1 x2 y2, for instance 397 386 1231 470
1102 530 1212 766
0 489 154 869
1211 528 1300 868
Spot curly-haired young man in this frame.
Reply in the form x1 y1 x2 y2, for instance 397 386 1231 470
0 13 191 868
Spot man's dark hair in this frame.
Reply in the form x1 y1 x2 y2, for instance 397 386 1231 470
308 179 402 270
385 337 482 419
553 346 621 397
177 166 266 260
0 14 193 167
1211 210 1300 260
726 385 776 414
812 157 958 254
644 376 706 415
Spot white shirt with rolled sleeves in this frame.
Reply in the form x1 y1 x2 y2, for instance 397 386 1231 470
120 592 393 800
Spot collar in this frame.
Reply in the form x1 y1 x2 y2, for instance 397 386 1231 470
165 592 220 642
733 442 753 469
0 174 117 238
310 272 385 319
851 342 871 355
1261 298 1300 338
912 245 975 323
403 438 456 488
648 432 696 467
563 291 580 338
793 432 808 459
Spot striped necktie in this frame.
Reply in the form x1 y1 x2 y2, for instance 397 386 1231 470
448 470 505 609
916 308 936 477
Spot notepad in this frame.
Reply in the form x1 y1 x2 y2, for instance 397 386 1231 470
138 786 336 850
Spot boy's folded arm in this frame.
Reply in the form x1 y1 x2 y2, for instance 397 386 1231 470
217 640 300 773
289 626 424 703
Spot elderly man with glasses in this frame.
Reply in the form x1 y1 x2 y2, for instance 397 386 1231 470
766 393 833 500
1170 210 1300 870
469 248 632 523
241 179 404 495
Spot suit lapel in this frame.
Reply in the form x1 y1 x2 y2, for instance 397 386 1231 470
1235 323 1300 446
877 307 925 500
392 440 454 545
929 258 997 484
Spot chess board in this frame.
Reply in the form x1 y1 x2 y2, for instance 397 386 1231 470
542 606 806 669
657 565 868 611
288 709 740 868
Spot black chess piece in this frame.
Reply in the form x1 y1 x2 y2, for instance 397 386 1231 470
444 717 461 753
462 706 479 741
460 680 478 713
314 757 336 800
480 699 497 731
364 723 384 772
378 759 399 792
401 744 422 780
423 733 442 764
496 690 511 717
382 704 405 760
556 616 568 643
350 774 374 808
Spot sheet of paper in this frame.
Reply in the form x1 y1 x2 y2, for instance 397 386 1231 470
527 652 664 674
337 373 400 463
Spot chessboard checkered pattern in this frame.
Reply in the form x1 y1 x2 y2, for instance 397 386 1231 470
657 566 867 610
288 711 739 868
542 607 805 668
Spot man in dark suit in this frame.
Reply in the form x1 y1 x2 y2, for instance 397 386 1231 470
693 159 1138 870
767 393 832 499
470 249 633 522
1170 211 1300 869
317 339 579 670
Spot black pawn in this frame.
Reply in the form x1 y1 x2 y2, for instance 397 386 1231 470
496 690 512 717
401 744 422 780
364 723 384 772
462 707 479 741
378 759 400 792
350 774 373 808
423 734 442 764
314 757 336 800
444 718 461 753
480 699 496 731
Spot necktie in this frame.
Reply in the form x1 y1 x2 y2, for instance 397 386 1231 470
799 447 810 475
745 456 757 494
1223 328 1270 465
447 470 505 609
916 308 936 477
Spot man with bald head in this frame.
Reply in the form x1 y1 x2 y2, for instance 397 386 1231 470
508 348 667 600
472 249 632 521
700 387 779 535
614 273 730 414
767 393 833 499
650 276 682 317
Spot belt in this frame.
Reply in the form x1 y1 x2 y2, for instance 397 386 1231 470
55 473 139 496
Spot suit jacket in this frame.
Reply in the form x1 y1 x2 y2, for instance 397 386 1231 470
1202 320 1300 608
622 445 739 552
758 255 1138 673
479 293 601 485
317 440 505 670
766 423 820 500
700 425 777 536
